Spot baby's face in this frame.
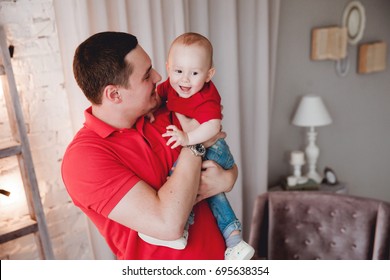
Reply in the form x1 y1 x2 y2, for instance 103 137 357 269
167 43 213 98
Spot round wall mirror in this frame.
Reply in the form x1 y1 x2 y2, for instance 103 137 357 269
342 1 366 45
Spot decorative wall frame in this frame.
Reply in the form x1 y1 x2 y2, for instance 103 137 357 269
310 1 386 76
311 27 347 61
358 42 387 74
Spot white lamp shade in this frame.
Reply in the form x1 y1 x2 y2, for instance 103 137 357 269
292 95 332 127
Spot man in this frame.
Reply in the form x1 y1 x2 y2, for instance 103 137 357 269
61 31 238 259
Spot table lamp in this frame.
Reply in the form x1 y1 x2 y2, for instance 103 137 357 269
292 95 332 183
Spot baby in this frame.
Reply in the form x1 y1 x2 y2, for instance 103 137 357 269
139 32 254 260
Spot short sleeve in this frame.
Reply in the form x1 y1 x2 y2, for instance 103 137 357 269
62 143 140 217
195 100 222 124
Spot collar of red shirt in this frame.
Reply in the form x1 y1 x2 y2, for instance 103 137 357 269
83 107 144 138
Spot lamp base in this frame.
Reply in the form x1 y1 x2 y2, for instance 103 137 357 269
287 176 309 187
306 171 322 184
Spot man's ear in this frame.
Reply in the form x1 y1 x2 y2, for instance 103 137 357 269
104 85 121 103
206 67 215 82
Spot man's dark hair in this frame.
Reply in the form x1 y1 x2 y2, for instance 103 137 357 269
73 32 138 104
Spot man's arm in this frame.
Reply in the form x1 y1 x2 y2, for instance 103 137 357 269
108 148 201 241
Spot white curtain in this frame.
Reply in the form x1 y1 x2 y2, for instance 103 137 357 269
54 0 279 259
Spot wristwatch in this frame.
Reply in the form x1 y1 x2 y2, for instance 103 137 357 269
186 144 206 157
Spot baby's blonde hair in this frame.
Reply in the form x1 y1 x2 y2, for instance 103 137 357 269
169 32 214 68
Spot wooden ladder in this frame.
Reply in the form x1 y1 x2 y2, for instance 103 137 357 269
0 26 54 259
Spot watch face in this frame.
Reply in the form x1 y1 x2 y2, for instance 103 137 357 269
187 144 206 157
195 144 206 155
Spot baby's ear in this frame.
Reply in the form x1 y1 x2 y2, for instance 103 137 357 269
165 61 170 74
206 67 216 82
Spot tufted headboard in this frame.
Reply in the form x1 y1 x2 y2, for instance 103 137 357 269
249 191 390 260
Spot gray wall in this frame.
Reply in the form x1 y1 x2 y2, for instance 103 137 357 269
269 0 390 202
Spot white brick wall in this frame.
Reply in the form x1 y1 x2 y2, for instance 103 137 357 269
0 0 93 259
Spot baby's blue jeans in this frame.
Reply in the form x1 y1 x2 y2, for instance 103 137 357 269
205 139 241 239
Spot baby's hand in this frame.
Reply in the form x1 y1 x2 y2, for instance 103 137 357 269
162 125 189 149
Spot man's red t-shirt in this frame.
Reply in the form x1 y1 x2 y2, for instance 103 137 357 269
61 106 225 259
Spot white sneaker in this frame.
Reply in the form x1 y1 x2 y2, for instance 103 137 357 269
224 240 255 260
138 230 188 250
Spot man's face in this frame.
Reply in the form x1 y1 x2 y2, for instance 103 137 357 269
120 45 162 116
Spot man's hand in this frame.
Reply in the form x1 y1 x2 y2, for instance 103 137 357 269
203 130 226 148
196 161 238 203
